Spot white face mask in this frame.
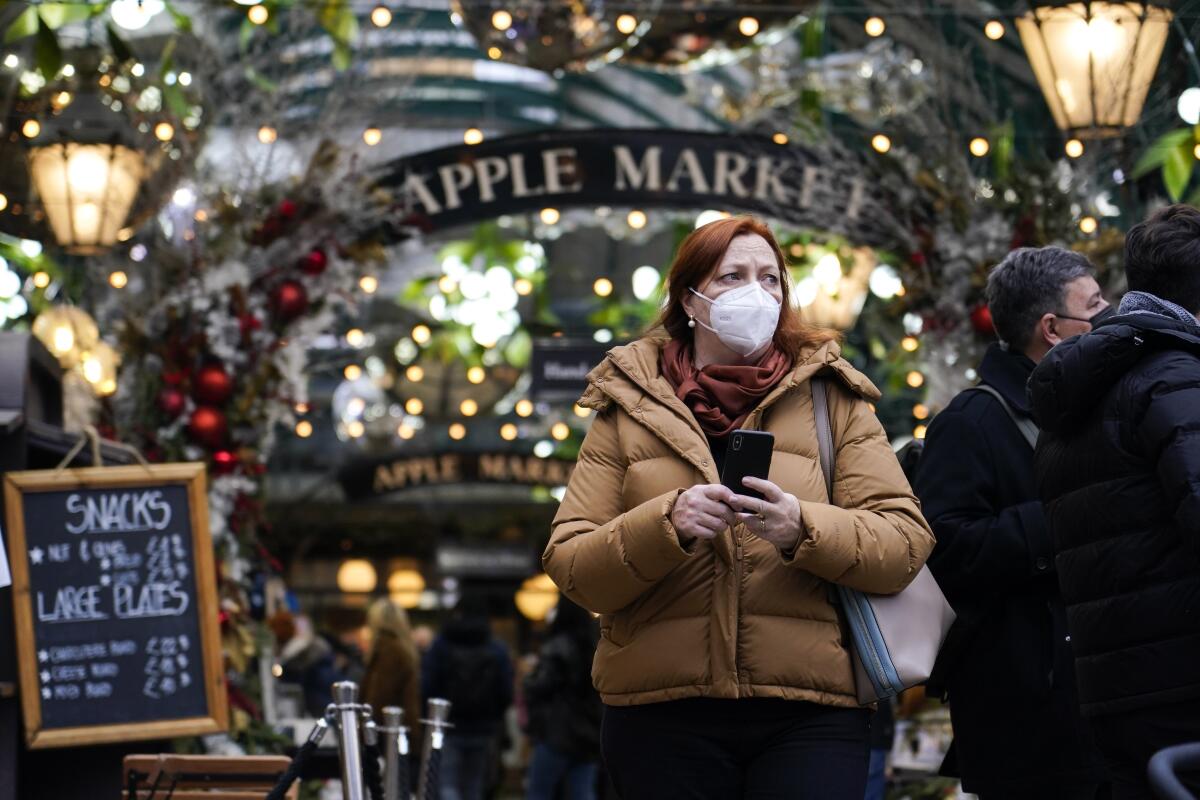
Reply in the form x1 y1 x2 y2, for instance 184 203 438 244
689 282 781 356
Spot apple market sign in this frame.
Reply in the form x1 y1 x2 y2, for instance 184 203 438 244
378 129 892 245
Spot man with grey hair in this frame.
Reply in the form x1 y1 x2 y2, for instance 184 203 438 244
913 246 1112 798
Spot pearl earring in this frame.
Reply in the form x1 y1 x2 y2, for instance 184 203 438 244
687 316 696 329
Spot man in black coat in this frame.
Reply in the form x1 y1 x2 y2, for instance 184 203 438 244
915 246 1111 799
1030 205 1200 799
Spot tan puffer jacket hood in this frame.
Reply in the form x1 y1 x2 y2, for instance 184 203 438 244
544 336 934 708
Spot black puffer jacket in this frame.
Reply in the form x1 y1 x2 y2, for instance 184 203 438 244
1030 313 1200 718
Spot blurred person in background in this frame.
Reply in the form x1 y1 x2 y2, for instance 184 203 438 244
424 598 515 800
360 597 422 741
524 596 602 800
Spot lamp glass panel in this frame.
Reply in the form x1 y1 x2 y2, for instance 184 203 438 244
29 143 144 252
1017 3 1172 136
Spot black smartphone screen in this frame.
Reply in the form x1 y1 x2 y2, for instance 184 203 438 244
720 429 775 501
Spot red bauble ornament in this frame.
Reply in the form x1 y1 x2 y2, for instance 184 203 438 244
272 280 308 322
188 406 228 448
299 248 327 276
158 388 186 418
212 449 238 474
194 364 234 405
278 199 298 219
970 304 995 336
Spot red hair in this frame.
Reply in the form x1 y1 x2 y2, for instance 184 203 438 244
653 216 837 358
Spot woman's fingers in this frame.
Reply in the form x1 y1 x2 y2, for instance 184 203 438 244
727 493 767 513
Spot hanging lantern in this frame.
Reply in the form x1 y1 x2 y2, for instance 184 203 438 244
337 559 378 593
78 340 121 396
28 142 143 254
1015 2 1173 138
514 572 560 621
387 568 426 609
792 248 877 331
31 305 100 369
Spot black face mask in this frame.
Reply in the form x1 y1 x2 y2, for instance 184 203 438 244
1056 304 1116 330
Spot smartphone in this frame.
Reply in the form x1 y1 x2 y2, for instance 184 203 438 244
721 429 775 501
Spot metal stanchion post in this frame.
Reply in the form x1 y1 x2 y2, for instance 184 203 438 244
332 681 367 800
363 714 385 800
417 699 452 800
380 707 410 800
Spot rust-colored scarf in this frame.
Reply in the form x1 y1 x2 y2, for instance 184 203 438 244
660 339 793 439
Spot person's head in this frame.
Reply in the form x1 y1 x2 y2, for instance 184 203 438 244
1125 204 1200 317
986 246 1108 363
655 216 834 364
365 598 413 655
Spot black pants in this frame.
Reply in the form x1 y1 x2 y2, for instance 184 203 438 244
601 698 870 800
1089 698 1200 800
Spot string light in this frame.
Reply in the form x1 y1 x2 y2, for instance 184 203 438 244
914 425 928 440
460 399 479 416
344 364 363 381
247 4 268 25
913 404 930 420
551 422 570 440
363 126 382 146
295 402 310 414
346 328 366 347
487 46 502 59
370 4 392 27
616 14 637 34
515 399 534 417
412 324 432 344
398 423 415 439
257 125 277 144
1194 143 1200 161
539 207 560 225
901 336 919 352
467 366 486 384
738 16 759 36
772 132 789 145
1079 216 1098 234
464 127 484 146
500 423 518 441
405 365 425 382
296 420 313 438
359 275 379 294
154 122 175 142
405 398 424 415
593 278 614 297
1065 139 1084 158
347 420 365 438
865 16 886 37
871 134 891 153
22 119 40 138
0 193 7 212
573 404 591 418
984 19 1005 40
438 276 457 294
449 423 467 440
906 370 925 388
109 271 128 289
33 272 50 289
626 209 647 229
491 10 512 30
969 137 990 157
514 278 533 296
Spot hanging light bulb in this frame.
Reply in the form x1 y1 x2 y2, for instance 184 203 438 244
491 9 512 30
257 125 277 144
871 134 891 153
247 4 269 25
984 19 1005 40
615 14 637 34
738 16 760 36
362 126 383 146
969 137 990 157
865 16 886 37
370 4 392 27
626 209 647 229
463 128 484 146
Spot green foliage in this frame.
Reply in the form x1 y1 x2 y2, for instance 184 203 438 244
1134 128 1198 202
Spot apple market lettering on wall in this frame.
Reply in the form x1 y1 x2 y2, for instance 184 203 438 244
377 129 893 245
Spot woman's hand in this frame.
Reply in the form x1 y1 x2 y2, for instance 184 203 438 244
728 477 805 552
671 484 736 546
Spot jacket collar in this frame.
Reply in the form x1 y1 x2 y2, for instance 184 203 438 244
979 342 1036 416
579 336 881 481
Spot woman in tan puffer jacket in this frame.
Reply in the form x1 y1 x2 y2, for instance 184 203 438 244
543 216 934 799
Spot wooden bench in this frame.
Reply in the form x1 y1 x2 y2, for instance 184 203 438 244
121 754 298 800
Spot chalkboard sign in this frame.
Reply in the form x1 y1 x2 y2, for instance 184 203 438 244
3 463 227 749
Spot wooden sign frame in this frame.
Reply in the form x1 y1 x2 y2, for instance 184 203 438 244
3 462 228 749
